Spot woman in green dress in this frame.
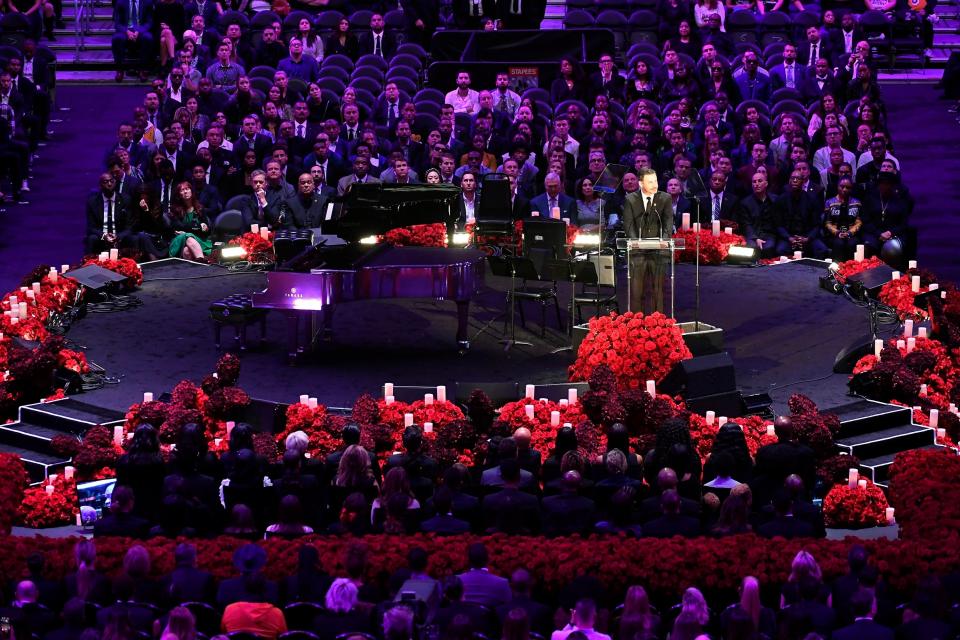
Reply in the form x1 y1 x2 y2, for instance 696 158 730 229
167 181 213 261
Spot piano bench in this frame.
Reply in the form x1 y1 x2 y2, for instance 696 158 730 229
209 294 269 351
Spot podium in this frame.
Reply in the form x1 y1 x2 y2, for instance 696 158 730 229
617 237 685 318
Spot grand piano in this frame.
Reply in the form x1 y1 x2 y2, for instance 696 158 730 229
251 184 485 360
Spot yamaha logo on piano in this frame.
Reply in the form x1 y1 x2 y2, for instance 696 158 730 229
284 287 304 299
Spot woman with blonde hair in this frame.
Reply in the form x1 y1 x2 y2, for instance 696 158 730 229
782 550 831 607
160 606 197 640
720 576 776 638
619 585 661 639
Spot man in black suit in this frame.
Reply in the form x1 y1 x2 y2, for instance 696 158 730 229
831 13 865 64
373 81 405 130
588 53 625 104
495 569 553 636
798 25 834 67
509 175 531 219
434 577 499 637
639 468 700 523
85 173 133 255
162 543 216 605
189 162 223 217
623 167 675 313
357 13 397 59
643 490 700 538
288 101 323 160
775 169 829 259
253 25 286 68
93 485 149 538
111 0 155 82
453 0 496 29
481 459 541 534
235 115 273 167
384 426 439 503
529 172 578 224
157 127 192 180
752 416 816 506
783 575 837 638
512 427 541 476
274 173 330 229
456 543 512 608
800 57 843 103
324 424 382 483
498 0 547 29
420 486 471 535
833 588 894 640
737 171 778 258
541 471 596 536
756 491 816 539
700 170 738 224
832 545 871 626
216 544 279 608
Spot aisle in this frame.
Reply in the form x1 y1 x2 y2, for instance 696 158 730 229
0 86 145 292
883 84 960 284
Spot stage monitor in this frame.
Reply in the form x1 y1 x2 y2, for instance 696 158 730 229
522 219 567 259
77 478 116 523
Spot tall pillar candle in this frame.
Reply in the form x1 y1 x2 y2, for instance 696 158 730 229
109 248 119 261
568 388 578 403
308 397 318 409
918 327 928 339
886 507 895 524
912 276 921 293
251 223 260 234
260 227 269 240
930 409 939 428
384 382 394 398
64 466 75 480
525 384 535 399
45 484 55 495
896 339 906 350
712 220 721 237
907 337 916 353
143 392 153 403
766 425 776 436
48 269 57 283
904 319 914 337
937 427 946 440
404 413 414 427
891 271 900 281
299 394 309 405
31 282 40 294
436 386 446 402
524 404 535 420
874 339 883 358
423 422 433 433
718 416 728 427
705 411 715 425
550 411 560 427
226 421 235 436
848 468 859 488
423 393 434 406
646 380 656 397
681 212 691 230
909 260 918 269
113 426 124 446
385 395 394 405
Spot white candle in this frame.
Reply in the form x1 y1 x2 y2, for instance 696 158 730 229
404 413 414 427
76 513 82 527
9 317 17 325
308 398 318 409
681 212 691 231
918 327 928 339
18 302 27 319
930 409 939 427
718 416 728 427
113 426 124 445
109 248 119 261
874 339 883 358
424 393 434 406
705 411 715 425
524 404 535 420
919 383 927 396
550 411 560 427
437 386 446 402
384 383 394 397
907 338 916 353
904 319 914 337
226 421 236 436
251 223 260 234
886 507 895 524
929 283 939 291
724 226 732 235
858 479 867 489
260 228 270 240
793 251 802 260
64 466 74 480
937 427 946 439
891 271 900 281
98 251 109 262
214 438 222 447
423 422 433 433
646 380 656 397
943 291 948 299
693 222 701 232
525 384 535 399
912 276 921 293
31 282 40 294
767 425 776 436
563 423 572 429
559 398 569 408
25 290 34 301
848 468 859 488
539 398 548 404
61 264 69 274
551 206 561 219
909 260 918 269
950 403 958 414
299 394 309 405
385 395 394 405
712 220 721 237
48 269 57 283
897 339 906 350
45 484 54 495
143 392 153 403
568 388 577 403
855 244 865 262
49 474 58 484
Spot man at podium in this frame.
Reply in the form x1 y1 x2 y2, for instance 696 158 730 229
623 168 675 314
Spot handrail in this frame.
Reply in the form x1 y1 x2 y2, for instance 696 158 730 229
73 0 93 63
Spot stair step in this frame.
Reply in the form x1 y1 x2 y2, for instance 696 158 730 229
26 398 125 427
0 422 71 456
0 444 68 482
936 33 960 47
836 424 935 459
859 444 943 484
830 399 912 437
62 9 114 19
54 26 114 36
934 17 959 32
56 69 146 83
47 39 111 51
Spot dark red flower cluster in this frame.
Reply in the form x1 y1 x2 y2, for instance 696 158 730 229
672 228 746 265
52 425 120 480
822 478 889 529
383 223 448 247
0 453 27 534
888 447 960 541
81 256 143 287
276 401 347 461
569 311 693 390
787 394 841 462
878 270 935 322
833 256 886 284
18 475 78 529
57 348 89 374
228 231 275 263
494 397 591 459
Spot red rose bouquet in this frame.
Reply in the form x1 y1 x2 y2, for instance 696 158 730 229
569 311 692 390
383 223 447 247
18 476 77 528
822 478 889 528
0 453 27 534
57 348 89 374
276 401 347 460
81 256 143 287
228 231 275 263
673 228 747 265
888 447 960 540
495 397 590 458
834 256 886 284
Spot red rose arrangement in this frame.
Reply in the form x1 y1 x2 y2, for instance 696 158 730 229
672 227 747 265
0 453 27 534
850 336 957 415
495 397 590 458
569 311 692 390
374 398 467 447
833 256 886 284
687 413 776 463
57 349 89 374
822 477 890 528
276 401 347 460
228 231 276 263
888 447 960 540
18 475 77 529
81 256 143 287
383 223 448 248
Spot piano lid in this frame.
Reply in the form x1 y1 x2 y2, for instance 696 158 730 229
329 183 462 242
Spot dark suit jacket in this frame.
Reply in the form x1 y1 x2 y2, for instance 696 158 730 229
496 597 553 636
163 566 216 605
357 30 397 59
481 488 541 534
587 71 626 103
896 616 953 640
638 494 700 523
784 601 837 638
623 190 674 239
420 513 471 535
372 97 405 129
216 576 279 608
697 188 739 225
456 569 512 609
85 192 132 238
835 619 894 640
801 72 843 102
541 493 596 536
756 515 815 539
775 190 823 242
770 63 808 91
93 512 150 538
113 0 154 32
234 134 273 165
797 39 834 66
528 192 578 225
643 513 700 538
276 193 331 229
830 28 866 63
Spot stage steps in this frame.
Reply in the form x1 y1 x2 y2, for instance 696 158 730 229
829 398 940 486
0 398 125 482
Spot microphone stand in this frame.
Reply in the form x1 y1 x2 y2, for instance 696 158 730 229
689 170 710 333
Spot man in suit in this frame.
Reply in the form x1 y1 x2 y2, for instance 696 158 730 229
337 156 382 196
623 168 675 313
541 471 596 537
529 172 577 223
733 51 772 104
85 173 133 255
495 571 552 637
420 486 471 535
158 127 192 180
302 134 346 188
770 43 807 92
216 544 279 608
274 173 330 229
833 587 894 640
643 490 701 538
384 426 439 503
799 26 833 67
700 170 738 224
453 0 496 29
775 169 829 259
253 25 286 69
189 162 223 218
163 543 216 605
588 53 625 104
801 57 843 103
323 424 382 483
638 468 701 523
287 101 322 159
93 485 149 538
357 13 397 59
481 459 541 534
480 437 537 490
509 174 531 219
457 543 512 608
235 115 273 167
757 490 816 539
340 104 363 146
373 81 405 130
831 13 865 66
737 171 778 258
111 0 155 82
783 575 837 637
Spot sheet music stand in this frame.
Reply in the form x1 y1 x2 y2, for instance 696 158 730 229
617 237 685 318
474 173 514 237
592 164 628 255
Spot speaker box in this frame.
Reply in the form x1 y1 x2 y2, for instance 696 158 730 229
661 352 737 398
833 332 874 373
847 264 895 298
685 390 745 418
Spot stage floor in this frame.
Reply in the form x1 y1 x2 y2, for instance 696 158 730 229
68 258 886 414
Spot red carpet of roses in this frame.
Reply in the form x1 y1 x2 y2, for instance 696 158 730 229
822 478 889 529
227 231 276 263
383 223 448 247
672 227 747 265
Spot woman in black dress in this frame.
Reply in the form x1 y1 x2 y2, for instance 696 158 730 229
116 424 166 519
325 18 359 61
550 57 586 105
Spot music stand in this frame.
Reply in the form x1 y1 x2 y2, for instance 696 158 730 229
479 255 533 351
593 164 628 255
474 173 514 239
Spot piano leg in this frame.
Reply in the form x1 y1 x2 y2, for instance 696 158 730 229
285 311 301 364
456 300 471 350
322 306 335 341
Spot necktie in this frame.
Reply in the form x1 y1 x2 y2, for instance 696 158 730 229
809 43 817 67
713 194 721 220
549 197 557 212
130 0 138 27
646 197 652 215
498 95 507 113
470 0 482 16
161 183 170 213
347 128 354 141
107 199 115 234
786 65 793 87
374 34 381 57
297 123 304 138
391 103 398 122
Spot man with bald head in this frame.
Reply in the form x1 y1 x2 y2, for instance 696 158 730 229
480 437 536 490
513 427 541 475
529 172 578 223
541 470 596 536
271 173 330 229
495 569 553 635
638 467 701 523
